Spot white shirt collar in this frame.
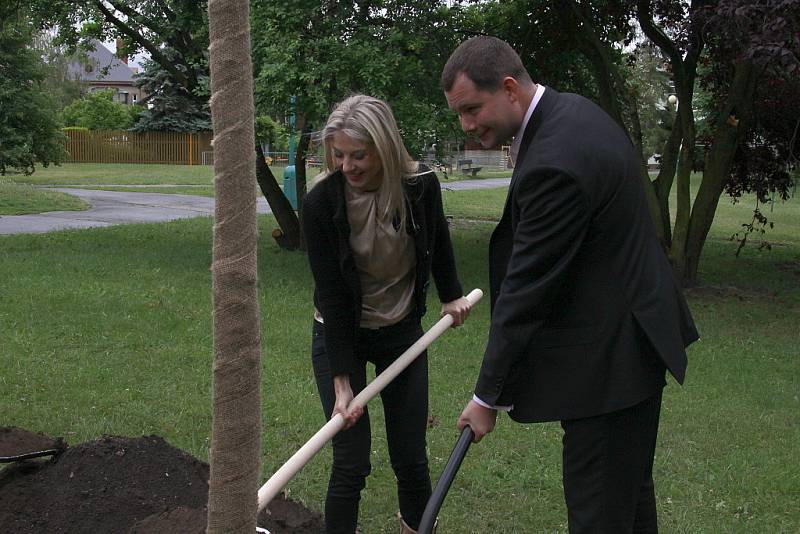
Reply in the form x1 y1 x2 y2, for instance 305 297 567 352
510 84 545 165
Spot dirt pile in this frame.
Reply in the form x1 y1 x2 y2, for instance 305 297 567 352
0 427 323 533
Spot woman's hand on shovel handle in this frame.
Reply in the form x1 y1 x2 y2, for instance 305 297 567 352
333 375 364 429
441 296 472 327
458 400 497 443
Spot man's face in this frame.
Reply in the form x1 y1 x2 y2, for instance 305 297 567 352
445 73 522 148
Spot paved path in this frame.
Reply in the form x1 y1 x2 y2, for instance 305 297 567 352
441 177 511 191
0 179 510 235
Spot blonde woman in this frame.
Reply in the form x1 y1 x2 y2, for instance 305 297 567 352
302 94 471 534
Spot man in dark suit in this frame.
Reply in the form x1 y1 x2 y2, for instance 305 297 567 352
442 36 698 532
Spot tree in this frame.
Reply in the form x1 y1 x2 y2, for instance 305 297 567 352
132 51 211 132
206 0 262 529
0 7 66 175
255 115 288 152
61 89 141 129
637 0 799 283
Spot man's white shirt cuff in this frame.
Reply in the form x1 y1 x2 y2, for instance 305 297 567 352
473 394 512 412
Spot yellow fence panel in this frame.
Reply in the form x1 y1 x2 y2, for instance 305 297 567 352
63 130 213 165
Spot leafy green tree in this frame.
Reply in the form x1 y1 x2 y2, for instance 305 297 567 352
61 89 140 130
255 115 288 152
0 9 66 175
132 52 211 132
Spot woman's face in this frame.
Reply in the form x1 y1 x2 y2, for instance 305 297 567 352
332 131 383 191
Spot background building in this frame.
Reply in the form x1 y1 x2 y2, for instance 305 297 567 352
67 39 145 105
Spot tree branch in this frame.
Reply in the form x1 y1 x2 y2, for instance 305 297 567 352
91 0 196 90
104 0 167 38
105 0 203 73
565 1 627 129
153 0 177 22
91 1 190 88
637 1 686 79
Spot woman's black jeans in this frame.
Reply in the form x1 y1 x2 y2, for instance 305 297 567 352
311 317 432 534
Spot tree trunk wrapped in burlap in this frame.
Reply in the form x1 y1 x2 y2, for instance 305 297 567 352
206 0 262 532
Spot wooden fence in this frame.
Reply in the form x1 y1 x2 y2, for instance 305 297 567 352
63 130 214 165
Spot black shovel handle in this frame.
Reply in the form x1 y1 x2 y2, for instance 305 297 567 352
0 448 64 463
418 426 474 534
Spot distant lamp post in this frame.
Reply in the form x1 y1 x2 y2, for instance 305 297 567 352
668 94 678 106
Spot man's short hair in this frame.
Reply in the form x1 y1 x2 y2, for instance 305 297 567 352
441 36 532 92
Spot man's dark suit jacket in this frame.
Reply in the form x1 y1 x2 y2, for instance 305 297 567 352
475 87 699 423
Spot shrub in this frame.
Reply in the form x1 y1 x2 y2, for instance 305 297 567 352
61 89 137 130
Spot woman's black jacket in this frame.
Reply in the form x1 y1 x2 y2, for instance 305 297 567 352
301 167 464 377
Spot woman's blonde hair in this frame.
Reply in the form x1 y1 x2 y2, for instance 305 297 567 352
315 94 419 227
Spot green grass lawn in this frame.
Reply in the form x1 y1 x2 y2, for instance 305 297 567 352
15 162 509 184
0 181 89 215
11 162 455 186
1 165 798 532
443 186 508 221
7 163 217 185
7 162 303 186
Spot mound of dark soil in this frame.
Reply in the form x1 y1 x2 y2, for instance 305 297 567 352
0 426 66 460
0 428 323 533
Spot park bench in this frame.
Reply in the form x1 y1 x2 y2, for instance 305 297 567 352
458 159 482 177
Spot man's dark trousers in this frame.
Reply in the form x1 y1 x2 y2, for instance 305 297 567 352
561 390 663 533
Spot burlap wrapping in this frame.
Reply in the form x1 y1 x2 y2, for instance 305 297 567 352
206 0 262 532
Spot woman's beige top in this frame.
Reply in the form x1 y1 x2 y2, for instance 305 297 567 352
343 181 416 328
